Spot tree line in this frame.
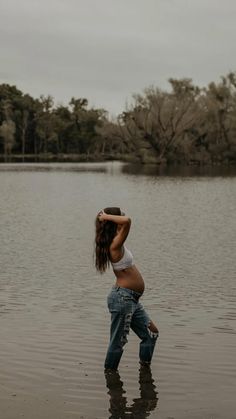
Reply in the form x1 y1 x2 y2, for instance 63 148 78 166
0 85 107 160
1 73 236 164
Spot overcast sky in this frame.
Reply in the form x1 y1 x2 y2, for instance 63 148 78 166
1 0 236 115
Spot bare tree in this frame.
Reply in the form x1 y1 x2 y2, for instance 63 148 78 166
121 79 203 162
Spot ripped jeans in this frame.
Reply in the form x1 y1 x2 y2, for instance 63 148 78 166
104 286 158 370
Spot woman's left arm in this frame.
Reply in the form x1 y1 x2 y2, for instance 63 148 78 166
98 211 131 225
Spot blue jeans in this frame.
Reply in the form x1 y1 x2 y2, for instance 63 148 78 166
104 286 158 370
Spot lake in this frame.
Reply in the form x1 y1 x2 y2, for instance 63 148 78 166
0 161 236 419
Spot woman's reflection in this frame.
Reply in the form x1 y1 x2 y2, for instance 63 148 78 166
105 366 158 418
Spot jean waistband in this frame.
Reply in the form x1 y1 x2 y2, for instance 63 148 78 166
112 286 142 301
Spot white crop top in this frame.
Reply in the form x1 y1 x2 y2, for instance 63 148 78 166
111 246 134 271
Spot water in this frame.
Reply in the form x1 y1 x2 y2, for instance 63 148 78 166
0 161 236 419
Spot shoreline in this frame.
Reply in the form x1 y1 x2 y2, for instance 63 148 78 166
0 153 236 166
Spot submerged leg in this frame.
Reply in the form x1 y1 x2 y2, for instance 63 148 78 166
104 309 133 370
131 303 159 365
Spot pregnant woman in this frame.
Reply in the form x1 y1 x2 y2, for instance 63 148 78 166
95 207 159 371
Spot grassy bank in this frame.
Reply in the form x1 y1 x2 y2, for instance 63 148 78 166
0 153 236 165
0 153 134 163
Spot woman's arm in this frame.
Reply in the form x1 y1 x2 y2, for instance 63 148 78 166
98 210 131 249
98 211 131 225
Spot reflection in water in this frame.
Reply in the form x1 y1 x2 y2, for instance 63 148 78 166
122 162 236 177
105 367 158 418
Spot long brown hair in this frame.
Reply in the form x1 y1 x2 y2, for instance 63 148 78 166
95 207 121 273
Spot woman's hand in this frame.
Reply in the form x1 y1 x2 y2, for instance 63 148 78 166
97 210 106 222
97 209 131 226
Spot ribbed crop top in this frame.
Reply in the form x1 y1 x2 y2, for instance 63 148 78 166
110 246 134 271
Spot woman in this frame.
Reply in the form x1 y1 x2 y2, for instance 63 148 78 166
95 207 159 371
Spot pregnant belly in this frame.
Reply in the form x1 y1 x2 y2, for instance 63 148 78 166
114 265 145 294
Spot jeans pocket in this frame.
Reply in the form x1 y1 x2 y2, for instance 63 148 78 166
107 295 120 312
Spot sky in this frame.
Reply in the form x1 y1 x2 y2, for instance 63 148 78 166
0 0 236 116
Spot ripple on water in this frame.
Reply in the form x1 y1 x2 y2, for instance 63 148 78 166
0 162 236 418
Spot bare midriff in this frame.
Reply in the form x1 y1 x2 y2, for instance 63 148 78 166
113 264 145 294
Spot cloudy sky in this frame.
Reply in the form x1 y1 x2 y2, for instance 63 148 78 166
1 0 236 115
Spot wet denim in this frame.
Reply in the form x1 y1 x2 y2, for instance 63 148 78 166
104 286 158 370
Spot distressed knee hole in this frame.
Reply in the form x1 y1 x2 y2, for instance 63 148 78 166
148 322 158 333
148 321 159 339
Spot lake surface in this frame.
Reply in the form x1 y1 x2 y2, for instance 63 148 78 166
0 161 236 419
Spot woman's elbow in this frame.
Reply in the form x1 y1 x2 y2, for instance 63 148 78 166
126 217 131 225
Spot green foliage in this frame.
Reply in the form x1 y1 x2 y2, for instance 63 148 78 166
0 73 236 164
0 85 105 157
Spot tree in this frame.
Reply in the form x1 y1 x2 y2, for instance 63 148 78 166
201 72 236 162
116 79 203 163
0 120 16 158
14 94 35 159
0 99 16 159
34 95 58 154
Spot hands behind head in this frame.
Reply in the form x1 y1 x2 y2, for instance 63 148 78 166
97 210 106 222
